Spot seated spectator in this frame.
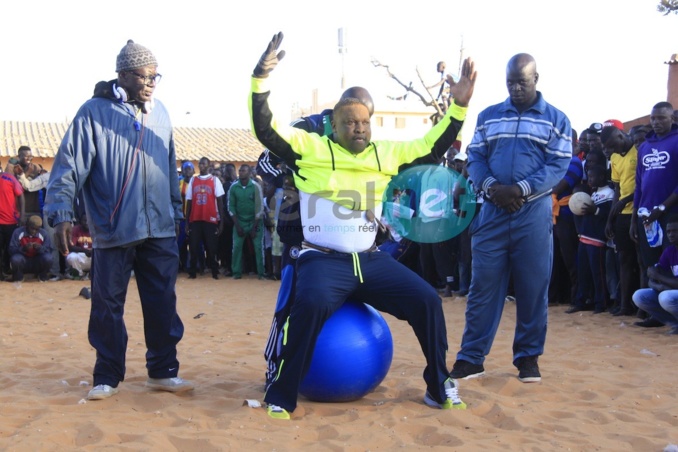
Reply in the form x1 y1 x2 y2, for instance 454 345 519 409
66 213 92 279
632 214 678 335
7 215 53 282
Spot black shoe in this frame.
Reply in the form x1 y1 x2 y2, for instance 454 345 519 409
188 274 197 279
450 359 485 379
212 273 219 280
633 318 665 328
514 356 541 383
593 307 606 314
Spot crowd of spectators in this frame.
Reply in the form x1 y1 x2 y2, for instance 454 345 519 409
2 105 678 336
0 154 280 282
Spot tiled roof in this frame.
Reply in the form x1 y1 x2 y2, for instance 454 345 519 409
0 121 70 159
173 127 263 163
0 121 265 163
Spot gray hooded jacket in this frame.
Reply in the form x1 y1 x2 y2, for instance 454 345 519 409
45 80 182 249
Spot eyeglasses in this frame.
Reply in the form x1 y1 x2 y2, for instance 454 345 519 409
128 71 162 85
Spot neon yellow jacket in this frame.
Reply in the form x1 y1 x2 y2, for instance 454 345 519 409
249 77 467 210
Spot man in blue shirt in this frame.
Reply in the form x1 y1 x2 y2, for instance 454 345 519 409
451 53 571 383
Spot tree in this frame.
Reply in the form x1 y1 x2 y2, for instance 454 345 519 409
372 37 465 126
371 58 453 125
657 0 678 15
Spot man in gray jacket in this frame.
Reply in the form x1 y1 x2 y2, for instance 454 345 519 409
45 40 193 400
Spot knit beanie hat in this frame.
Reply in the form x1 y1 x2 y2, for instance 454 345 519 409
116 39 157 73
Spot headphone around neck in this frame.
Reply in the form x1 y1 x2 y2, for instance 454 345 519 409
112 82 154 118
113 83 128 103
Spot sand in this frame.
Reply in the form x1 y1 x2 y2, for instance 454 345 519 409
1 275 677 451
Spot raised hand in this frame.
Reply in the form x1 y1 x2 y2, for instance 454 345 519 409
253 32 286 78
447 57 477 107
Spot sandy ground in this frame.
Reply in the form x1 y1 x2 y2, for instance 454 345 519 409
1 274 677 451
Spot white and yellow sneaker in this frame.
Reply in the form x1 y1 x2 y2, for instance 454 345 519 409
423 378 467 410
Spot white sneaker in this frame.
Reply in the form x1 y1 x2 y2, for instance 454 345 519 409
87 384 119 400
145 377 194 393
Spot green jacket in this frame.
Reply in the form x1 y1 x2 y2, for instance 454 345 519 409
227 179 264 224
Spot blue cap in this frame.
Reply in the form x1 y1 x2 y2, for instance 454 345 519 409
182 161 194 170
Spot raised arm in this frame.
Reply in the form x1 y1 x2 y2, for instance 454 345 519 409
249 32 308 164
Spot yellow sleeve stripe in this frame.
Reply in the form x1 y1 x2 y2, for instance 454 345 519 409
446 102 468 122
251 76 269 93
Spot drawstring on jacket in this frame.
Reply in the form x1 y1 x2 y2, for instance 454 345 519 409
351 252 364 283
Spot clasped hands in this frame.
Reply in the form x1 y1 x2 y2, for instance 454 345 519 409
487 184 525 213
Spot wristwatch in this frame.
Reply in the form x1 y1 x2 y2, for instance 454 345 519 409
655 204 666 212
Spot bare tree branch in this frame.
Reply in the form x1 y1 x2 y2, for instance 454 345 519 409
658 0 678 14
415 66 444 119
371 58 435 106
372 57 453 125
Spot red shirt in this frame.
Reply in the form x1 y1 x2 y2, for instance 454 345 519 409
15 230 47 258
0 172 23 225
71 224 92 250
187 175 224 224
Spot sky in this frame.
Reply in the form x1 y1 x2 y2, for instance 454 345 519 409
1 0 676 143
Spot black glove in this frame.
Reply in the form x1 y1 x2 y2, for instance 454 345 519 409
253 32 286 78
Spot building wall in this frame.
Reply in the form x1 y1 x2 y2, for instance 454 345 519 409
668 59 678 108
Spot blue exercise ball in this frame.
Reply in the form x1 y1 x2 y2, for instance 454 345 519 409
299 301 394 402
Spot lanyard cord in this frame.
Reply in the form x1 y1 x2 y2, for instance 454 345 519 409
109 114 146 224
